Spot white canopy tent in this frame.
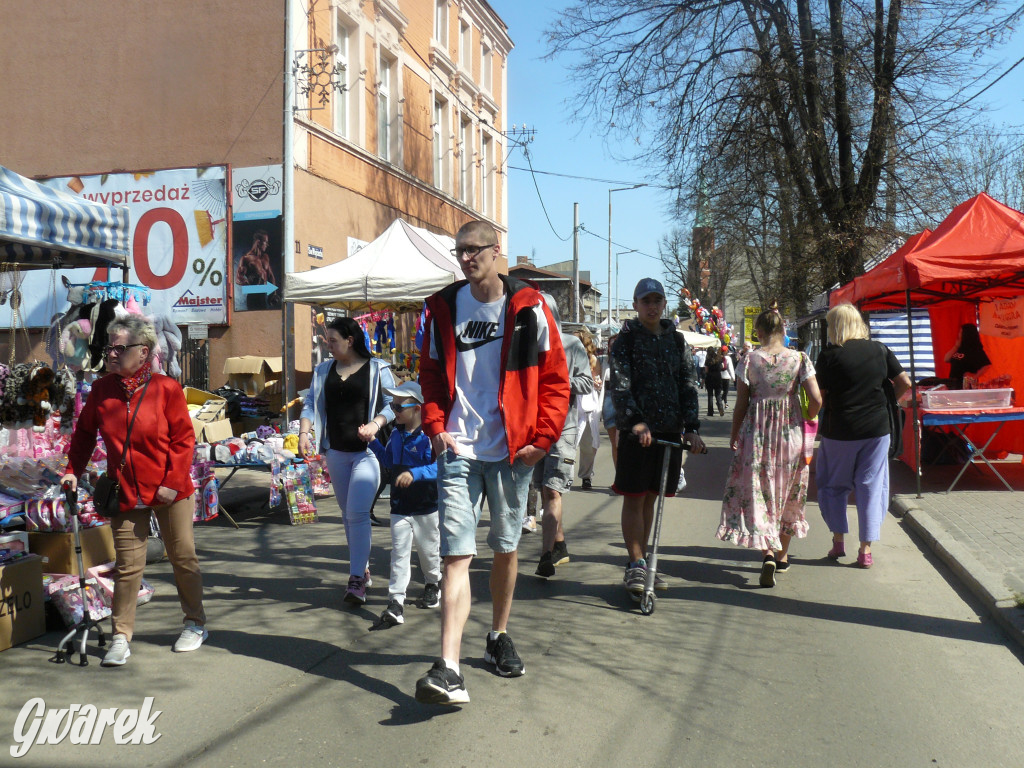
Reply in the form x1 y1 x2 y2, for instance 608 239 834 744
283 218 461 311
680 330 718 348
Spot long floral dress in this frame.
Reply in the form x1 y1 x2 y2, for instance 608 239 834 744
717 348 815 550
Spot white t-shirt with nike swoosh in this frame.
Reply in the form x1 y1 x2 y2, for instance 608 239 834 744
433 285 508 461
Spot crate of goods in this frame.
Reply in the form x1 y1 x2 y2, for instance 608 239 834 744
921 388 1013 410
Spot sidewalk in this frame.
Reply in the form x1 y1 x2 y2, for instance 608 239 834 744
889 455 1024 649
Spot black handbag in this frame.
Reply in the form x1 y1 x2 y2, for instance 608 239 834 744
92 380 150 515
879 342 903 459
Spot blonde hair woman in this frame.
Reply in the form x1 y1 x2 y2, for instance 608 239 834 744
815 303 912 568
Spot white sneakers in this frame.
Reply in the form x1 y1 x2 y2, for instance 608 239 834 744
173 620 209 653
101 622 208 666
101 634 131 666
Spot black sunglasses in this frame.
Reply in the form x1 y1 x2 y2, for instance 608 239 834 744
451 244 496 258
103 343 146 356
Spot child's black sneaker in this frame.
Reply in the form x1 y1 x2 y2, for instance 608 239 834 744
381 599 404 626
419 582 440 608
551 539 570 566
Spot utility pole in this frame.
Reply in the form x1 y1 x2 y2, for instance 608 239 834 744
572 202 580 323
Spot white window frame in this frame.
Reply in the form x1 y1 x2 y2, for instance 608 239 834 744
459 20 472 72
433 98 450 192
459 117 473 205
481 40 492 93
434 0 448 47
378 51 394 163
481 131 494 216
333 19 351 139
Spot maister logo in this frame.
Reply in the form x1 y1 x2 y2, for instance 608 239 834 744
173 290 224 309
10 697 163 757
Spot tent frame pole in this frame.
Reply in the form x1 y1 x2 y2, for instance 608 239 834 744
906 288 922 498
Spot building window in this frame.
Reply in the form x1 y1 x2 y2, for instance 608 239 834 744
481 132 494 216
434 0 448 46
433 99 450 192
481 41 492 92
334 21 351 139
378 52 394 162
459 20 472 70
459 118 473 205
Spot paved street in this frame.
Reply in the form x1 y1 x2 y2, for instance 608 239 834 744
3 411 1024 767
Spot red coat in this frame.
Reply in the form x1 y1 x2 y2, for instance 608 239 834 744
67 374 196 512
419 276 570 461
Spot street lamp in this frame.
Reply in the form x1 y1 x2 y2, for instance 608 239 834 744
615 248 637 324
608 184 646 326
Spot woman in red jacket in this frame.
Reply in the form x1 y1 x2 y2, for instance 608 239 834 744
62 316 206 667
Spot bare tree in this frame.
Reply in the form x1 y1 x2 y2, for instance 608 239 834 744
548 0 1021 295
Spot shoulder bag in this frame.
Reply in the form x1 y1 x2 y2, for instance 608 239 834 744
878 342 903 459
92 380 150 515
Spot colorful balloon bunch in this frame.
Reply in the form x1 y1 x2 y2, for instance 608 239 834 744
682 288 733 352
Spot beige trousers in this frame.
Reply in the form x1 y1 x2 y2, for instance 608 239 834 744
109 495 206 640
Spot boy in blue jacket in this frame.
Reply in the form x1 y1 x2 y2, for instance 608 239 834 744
374 381 441 627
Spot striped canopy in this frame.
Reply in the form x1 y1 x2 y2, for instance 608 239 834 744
0 165 129 269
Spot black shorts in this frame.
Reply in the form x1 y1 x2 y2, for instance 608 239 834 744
612 431 683 497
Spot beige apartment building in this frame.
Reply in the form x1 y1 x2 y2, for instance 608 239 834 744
0 0 511 387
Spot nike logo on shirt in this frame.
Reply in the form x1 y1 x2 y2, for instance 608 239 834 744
456 320 501 351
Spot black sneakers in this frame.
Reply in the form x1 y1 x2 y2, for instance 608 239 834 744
551 540 570 566
381 599 404 626
536 551 555 578
419 582 440 609
415 660 470 705
581 478 592 490
484 632 525 677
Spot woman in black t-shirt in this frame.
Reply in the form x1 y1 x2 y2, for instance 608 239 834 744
299 317 396 605
815 304 912 569
943 323 992 389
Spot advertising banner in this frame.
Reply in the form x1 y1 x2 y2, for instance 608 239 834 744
231 165 283 312
0 167 228 327
980 297 1024 339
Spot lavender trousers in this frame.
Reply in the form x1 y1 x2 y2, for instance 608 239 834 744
325 448 380 577
815 435 890 543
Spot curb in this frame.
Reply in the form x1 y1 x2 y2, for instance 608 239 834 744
893 495 1024 652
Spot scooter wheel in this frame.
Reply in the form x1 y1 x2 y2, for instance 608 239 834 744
640 592 656 615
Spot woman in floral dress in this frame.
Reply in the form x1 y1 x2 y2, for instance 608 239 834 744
717 303 822 587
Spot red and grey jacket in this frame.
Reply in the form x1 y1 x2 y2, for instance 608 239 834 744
419 276 570 462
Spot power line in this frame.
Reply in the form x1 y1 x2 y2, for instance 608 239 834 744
509 165 669 188
578 225 661 261
521 146 573 241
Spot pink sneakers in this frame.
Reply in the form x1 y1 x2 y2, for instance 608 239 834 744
826 542 846 560
344 575 368 605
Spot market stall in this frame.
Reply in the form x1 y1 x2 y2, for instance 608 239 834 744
283 218 460 311
831 193 1024 493
0 165 132 650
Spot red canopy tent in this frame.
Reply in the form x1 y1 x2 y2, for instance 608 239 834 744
830 193 1024 467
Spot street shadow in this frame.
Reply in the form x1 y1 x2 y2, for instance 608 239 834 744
181 630 459 729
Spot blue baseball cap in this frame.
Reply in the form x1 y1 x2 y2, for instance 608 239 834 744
633 278 666 301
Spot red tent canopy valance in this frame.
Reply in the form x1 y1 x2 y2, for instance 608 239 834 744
832 194 1024 310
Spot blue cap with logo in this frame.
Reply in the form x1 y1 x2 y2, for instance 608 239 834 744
633 278 666 301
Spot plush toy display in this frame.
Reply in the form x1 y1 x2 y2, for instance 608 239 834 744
21 365 58 432
58 319 92 371
151 315 183 378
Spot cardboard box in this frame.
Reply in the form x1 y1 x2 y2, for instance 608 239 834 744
27 526 116 576
0 555 45 652
185 386 227 422
223 356 283 396
185 386 231 442
196 418 234 443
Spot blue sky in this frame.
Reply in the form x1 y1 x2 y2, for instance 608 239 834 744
490 1 1024 320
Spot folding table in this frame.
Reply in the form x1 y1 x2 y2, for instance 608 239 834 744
917 406 1024 493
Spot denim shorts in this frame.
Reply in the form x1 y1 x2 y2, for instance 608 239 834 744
437 451 533 556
